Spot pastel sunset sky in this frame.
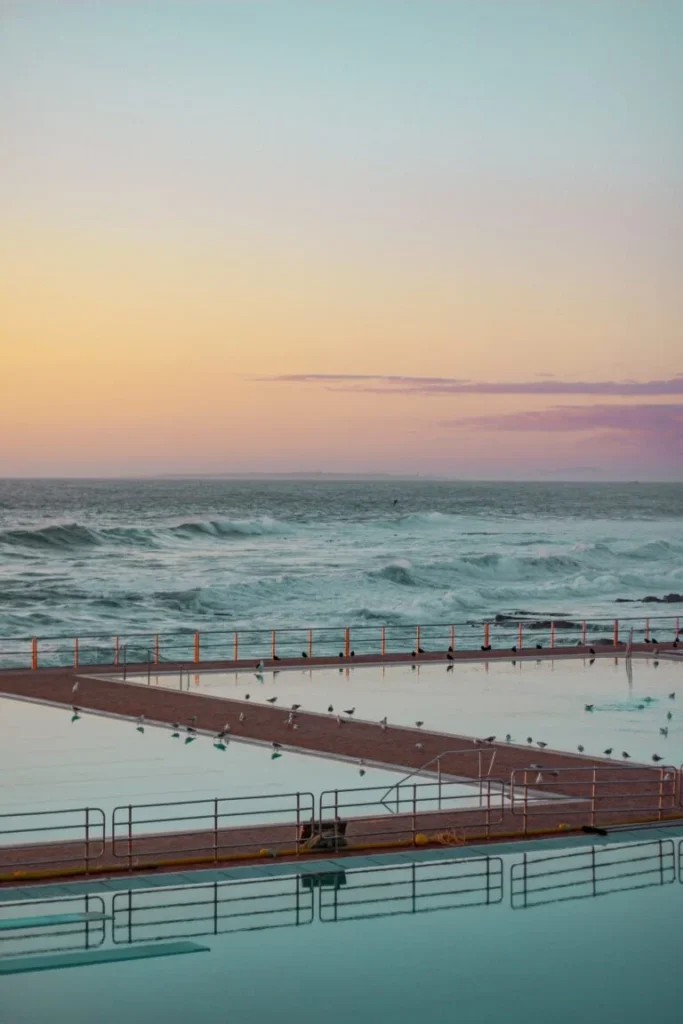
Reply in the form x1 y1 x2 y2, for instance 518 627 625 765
2 0 681 479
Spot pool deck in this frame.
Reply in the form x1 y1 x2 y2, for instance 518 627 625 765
1 644 681 886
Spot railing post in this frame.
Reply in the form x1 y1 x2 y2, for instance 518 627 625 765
271 630 276 660
153 634 159 665
676 617 680 641
415 625 420 652
128 804 133 872
517 622 523 649
522 770 528 836
613 619 619 648
483 622 490 648
233 631 238 662
645 617 650 642
591 769 597 826
658 769 664 820
74 637 79 669
214 798 219 862
380 626 386 656
412 783 417 845
31 636 37 670
123 644 127 680
449 624 455 650
193 631 200 664
307 629 313 658
344 628 350 658
549 621 555 649
114 636 119 667
85 807 90 875
581 620 587 645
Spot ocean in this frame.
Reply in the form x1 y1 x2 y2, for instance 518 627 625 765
0 479 681 643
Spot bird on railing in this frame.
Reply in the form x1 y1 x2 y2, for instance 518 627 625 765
589 647 596 655
266 696 278 704
535 643 542 650
272 741 282 750
510 646 517 653
652 637 658 644
446 652 454 661
481 644 492 652
301 651 308 658
136 715 145 734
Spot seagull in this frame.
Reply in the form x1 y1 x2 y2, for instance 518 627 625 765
415 721 424 728
291 704 301 711
415 742 424 751
526 737 533 744
393 498 399 506
359 768 366 777
577 745 585 753
272 741 282 750
344 708 356 716
537 741 547 749
637 704 645 710
505 734 512 743
350 650 355 657
585 704 594 712
328 705 334 713
266 696 278 704
589 648 595 655
186 725 196 734
652 636 658 644
301 651 308 658
644 696 653 703
666 711 673 720
72 681 79 694
622 751 631 759
604 748 613 757
244 694 250 701
484 735 496 744
380 716 388 731
417 647 425 654
660 727 668 737
446 652 454 661
535 643 543 650
136 715 145 734
652 754 664 762
510 646 517 653
239 712 245 723
669 693 676 700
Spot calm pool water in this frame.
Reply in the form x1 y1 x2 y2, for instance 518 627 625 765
0 836 680 1023
117 654 683 766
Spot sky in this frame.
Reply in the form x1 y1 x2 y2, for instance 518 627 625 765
1 0 682 479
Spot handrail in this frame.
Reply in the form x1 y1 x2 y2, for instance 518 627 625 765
377 747 497 807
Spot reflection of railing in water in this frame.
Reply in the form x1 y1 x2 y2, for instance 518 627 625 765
0 894 106 959
318 856 503 923
112 874 314 944
511 839 675 909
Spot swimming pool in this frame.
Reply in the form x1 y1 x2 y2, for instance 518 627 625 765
0 830 680 1023
113 654 683 766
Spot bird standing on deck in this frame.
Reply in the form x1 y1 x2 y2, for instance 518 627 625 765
537 741 547 749
577 745 584 753
667 711 673 720
660 727 668 737
622 751 631 759
72 681 79 695
328 704 334 713
266 696 278 704
380 716 388 731
526 737 533 744
344 708 356 716
415 721 424 728
652 754 664 762
604 748 613 757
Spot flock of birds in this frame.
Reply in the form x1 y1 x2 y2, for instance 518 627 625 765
69 657 678 775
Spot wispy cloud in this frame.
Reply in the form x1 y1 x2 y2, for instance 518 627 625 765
442 403 683 452
258 374 683 397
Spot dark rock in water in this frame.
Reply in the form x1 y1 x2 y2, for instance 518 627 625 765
617 593 683 604
527 618 581 630
615 598 634 603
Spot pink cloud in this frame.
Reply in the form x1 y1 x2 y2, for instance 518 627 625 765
442 403 683 454
258 374 683 397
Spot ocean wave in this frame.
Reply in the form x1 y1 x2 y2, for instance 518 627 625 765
368 562 417 587
0 516 292 552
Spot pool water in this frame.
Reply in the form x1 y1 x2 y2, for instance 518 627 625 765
0 697 484 843
0 833 680 1023
117 654 683 766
